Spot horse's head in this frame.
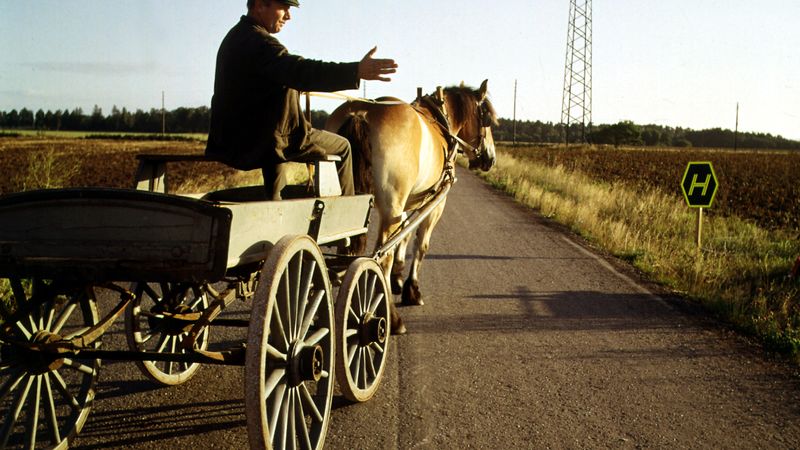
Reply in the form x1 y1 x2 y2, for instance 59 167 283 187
445 80 497 171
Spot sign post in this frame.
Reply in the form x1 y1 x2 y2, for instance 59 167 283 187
681 162 718 249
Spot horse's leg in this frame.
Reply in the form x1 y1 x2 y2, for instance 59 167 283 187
390 233 412 294
402 200 447 306
375 210 408 335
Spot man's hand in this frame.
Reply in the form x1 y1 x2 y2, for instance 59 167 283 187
358 46 398 82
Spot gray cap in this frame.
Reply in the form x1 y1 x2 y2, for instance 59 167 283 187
278 0 299 6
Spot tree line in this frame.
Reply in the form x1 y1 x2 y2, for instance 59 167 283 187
2 106 798 150
0 106 210 134
493 118 800 150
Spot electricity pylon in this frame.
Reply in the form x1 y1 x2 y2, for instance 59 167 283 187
561 0 592 144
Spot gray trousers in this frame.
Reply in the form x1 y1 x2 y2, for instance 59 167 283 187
263 128 355 200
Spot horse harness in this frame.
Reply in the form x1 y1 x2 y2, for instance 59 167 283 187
407 92 489 207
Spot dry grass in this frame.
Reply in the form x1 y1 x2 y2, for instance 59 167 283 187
477 147 800 357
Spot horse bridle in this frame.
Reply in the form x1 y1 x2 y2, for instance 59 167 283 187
451 101 493 161
415 92 493 180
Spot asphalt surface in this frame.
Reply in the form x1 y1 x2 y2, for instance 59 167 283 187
73 167 800 449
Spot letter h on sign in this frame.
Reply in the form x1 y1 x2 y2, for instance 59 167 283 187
681 162 718 208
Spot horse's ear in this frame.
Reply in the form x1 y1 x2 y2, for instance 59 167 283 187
479 79 489 101
460 81 465 88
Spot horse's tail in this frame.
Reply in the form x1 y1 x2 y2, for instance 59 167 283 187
338 111 373 195
337 111 372 255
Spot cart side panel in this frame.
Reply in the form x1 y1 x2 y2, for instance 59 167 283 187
0 189 231 282
223 194 372 267
315 195 372 245
225 199 317 267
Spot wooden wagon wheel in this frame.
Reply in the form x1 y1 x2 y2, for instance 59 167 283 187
245 235 335 450
124 282 210 386
335 258 390 402
0 278 100 450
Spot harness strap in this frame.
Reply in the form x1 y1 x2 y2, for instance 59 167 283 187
407 94 462 208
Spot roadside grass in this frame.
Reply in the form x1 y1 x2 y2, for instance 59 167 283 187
476 146 800 359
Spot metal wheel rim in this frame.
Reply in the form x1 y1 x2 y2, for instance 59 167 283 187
0 279 99 450
335 258 390 403
245 235 334 450
125 282 210 386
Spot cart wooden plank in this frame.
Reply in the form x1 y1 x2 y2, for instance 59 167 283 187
0 188 231 282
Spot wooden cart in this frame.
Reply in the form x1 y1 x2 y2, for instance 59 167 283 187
0 154 407 450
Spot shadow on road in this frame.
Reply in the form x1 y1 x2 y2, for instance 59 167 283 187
74 398 245 449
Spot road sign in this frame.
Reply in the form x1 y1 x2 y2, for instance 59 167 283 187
681 162 718 208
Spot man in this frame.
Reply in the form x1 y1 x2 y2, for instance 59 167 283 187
206 0 397 198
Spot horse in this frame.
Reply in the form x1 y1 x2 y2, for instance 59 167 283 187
325 80 497 334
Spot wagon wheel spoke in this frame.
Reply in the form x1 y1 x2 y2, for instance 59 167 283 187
42 373 61 443
0 374 34 448
335 258 391 402
51 301 78 335
295 260 316 343
294 388 313 450
125 281 210 386
304 327 329 348
24 374 43 449
61 358 97 376
298 290 324 343
12 322 32 341
49 370 81 410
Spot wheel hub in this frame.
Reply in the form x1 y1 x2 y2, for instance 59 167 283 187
360 315 387 346
148 303 194 336
22 330 65 374
289 343 324 386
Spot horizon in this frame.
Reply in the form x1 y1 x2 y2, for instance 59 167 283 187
2 103 797 142
1 1 798 140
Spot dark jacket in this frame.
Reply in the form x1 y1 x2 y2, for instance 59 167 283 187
206 15 360 170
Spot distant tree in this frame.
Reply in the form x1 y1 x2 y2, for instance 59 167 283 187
589 121 642 147
90 105 104 131
35 109 46 129
18 108 34 129
110 105 122 131
44 110 55 130
640 127 662 146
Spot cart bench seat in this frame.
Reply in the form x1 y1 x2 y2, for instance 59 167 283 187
134 153 342 197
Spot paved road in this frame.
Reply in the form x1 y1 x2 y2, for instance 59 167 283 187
74 168 800 449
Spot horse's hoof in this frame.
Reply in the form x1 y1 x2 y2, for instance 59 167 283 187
401 279 424 306
390 274 403 295
392 321 407 335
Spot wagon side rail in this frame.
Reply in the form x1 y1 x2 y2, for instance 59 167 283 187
0 188 232 282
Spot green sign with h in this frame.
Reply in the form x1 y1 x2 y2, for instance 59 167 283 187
681 162 718 208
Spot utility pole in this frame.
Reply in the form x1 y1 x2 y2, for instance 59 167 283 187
161 91 166 136
560 0 592 146
734 102 739 151
512 79 518 146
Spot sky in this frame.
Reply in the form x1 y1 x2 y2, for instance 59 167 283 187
1 1 798 140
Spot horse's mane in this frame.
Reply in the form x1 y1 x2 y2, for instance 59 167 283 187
443 85 499 127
